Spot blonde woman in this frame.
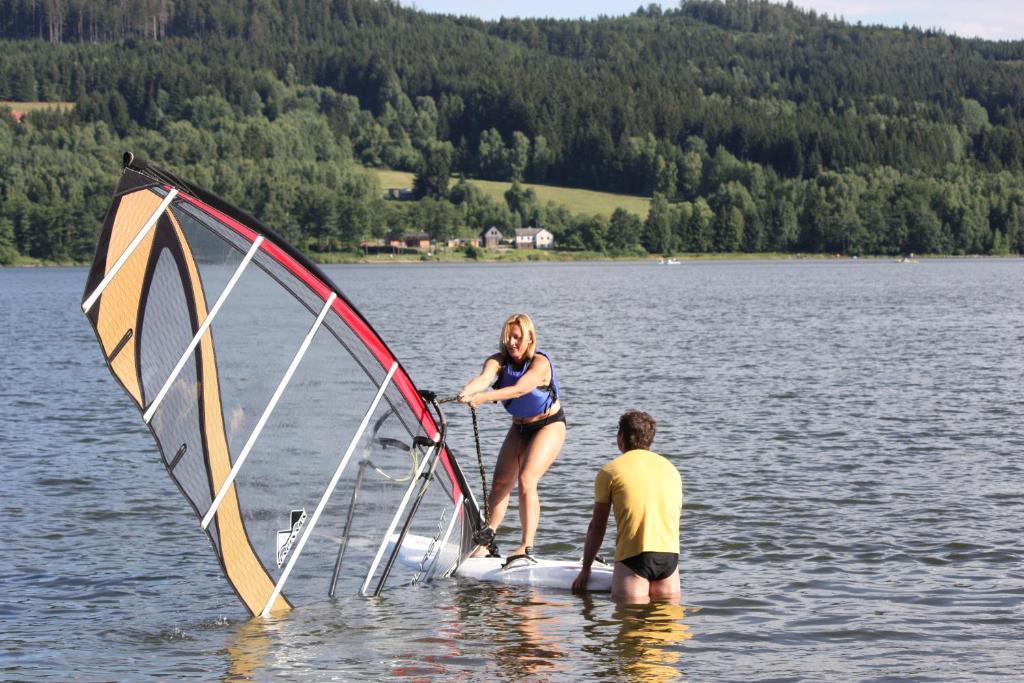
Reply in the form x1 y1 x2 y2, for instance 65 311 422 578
459 313 565 565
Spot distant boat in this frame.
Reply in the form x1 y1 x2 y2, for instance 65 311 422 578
658 257 681 265
896 256 919 264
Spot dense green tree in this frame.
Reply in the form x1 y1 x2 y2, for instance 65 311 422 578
577 214 610 252
714 206 744 252
478 128 509 180
905 199 945 254
0 217 19 264
654 156 678 198
529 135 554 182
678 150 704 199
410 198 461 242
295 185 338 251
509 131 530 182
672 201 693 253
607 208 643 251
642 193 673 254
504 180 538 227
711 182 754 252
686 198 715 253
414 141 453 200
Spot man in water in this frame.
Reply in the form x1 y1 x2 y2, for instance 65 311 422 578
572 410 682 601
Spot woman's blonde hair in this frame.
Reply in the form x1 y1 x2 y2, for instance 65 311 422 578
499 313 537 359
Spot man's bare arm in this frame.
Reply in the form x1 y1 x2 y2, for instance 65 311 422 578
572 502 611 594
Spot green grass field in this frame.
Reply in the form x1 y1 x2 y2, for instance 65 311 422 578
0 101 75 113
369 168 651 219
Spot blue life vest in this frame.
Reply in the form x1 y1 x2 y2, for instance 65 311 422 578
496 349 561 418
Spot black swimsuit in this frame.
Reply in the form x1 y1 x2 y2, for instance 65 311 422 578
621 552 679 581
514 407 566 436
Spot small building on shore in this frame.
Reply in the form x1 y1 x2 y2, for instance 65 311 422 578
447 237 480 248
480 226 504 248
514 228 554 249
386 188 416 200
402 232 432 249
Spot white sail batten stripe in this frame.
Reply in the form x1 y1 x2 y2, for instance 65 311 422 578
143 236 264 424
201 292 338 531
430 493 463 578
359 431 441 597
82 189 178 313
260 361 400 618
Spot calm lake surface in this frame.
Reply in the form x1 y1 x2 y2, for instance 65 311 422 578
2 258 1023 681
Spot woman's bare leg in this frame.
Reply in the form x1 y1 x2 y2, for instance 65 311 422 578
483 427 529 534
508 421 565 558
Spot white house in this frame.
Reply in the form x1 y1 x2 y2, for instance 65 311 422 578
514 228 554 249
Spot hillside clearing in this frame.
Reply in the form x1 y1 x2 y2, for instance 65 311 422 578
369 168 651 219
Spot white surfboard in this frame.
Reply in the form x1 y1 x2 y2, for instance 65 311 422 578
456 554 613 592
396 534 613 592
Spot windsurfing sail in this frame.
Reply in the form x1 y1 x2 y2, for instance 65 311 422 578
81 153 483 617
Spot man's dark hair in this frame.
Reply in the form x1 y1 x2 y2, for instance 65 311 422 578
618 410 656 450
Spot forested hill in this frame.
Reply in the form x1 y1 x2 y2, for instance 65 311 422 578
2 0 1023 263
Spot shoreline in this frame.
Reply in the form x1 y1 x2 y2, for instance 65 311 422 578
3 252 1019 268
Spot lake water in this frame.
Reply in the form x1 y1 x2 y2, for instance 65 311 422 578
2 258 1023 681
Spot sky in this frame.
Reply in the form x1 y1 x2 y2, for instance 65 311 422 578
403 1 1024 42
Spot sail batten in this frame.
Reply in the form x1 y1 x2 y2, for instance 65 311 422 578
201 291 338 531
82 155 479 616
83 189 178 313
144 235 263 423
261 362 399 617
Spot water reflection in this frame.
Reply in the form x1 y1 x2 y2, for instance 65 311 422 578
493 586 567 679
224 619 274 682
582 597 693 682
220 583 694 681
393 603 465 679
452 583 567 679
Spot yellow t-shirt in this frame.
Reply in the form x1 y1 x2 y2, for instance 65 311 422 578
594 449 683 561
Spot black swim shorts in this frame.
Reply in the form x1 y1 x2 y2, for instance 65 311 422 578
621 552 679 581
